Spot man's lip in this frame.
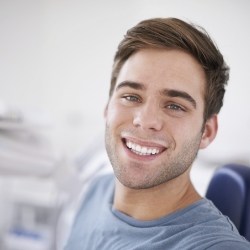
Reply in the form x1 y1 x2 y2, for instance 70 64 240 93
120 133 168 159
121 137 167 158
121 136 167 149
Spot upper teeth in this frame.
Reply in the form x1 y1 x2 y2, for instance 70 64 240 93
126 140 160 155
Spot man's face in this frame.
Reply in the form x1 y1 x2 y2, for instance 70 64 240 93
105 48 216 189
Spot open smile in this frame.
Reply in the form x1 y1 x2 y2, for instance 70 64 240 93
122 138 166 157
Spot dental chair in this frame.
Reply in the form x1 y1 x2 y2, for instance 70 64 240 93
205 163 250 241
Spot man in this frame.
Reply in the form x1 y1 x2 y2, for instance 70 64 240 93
65 18 250 249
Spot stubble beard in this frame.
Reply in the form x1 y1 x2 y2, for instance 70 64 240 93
105 124 202 190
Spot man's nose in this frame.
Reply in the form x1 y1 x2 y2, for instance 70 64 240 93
132 102 164 131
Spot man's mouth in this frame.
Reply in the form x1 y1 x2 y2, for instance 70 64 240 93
123 138 166 156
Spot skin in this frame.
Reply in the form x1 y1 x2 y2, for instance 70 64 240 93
105 48 218 221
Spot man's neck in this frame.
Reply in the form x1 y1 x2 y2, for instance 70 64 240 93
113 173 201 221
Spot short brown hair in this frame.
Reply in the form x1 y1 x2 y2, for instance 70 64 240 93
109 17 229 121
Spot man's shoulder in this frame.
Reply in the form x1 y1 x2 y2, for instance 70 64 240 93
89 173 114 191
177 199 250 249
71 173 115 227
205 239 250 250
83 173 115 202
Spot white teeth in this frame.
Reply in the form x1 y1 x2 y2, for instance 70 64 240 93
141 147 147 154
135 145 141 152
152 148 160 154
125 140 161 156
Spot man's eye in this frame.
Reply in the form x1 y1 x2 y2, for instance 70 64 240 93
123 95 140 102
167 104 185 111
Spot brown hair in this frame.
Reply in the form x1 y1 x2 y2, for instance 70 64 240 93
109 17 229 121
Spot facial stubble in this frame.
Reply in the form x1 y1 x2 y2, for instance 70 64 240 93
105 124 203 189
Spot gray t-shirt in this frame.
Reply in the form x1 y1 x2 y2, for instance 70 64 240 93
65 174 250 250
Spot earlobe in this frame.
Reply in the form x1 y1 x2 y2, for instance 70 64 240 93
199 115 218 149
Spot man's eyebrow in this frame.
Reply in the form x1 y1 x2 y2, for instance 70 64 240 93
116 81 146 91
115 83 196 108
162 89 197 108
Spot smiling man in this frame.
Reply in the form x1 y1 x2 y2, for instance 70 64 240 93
65 18 250 249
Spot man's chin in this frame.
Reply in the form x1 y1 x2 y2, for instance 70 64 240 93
115 173 168 190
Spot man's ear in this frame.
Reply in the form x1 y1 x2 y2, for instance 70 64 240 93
199 115 218 149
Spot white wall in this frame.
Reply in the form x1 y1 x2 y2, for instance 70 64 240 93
1 0 250 164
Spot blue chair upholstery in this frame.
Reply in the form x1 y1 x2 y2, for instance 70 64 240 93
205 163 250 241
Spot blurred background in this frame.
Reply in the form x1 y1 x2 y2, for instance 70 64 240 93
0 0 250 249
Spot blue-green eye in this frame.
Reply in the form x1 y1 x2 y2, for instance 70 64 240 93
167 104 185 111
123 95 140 102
